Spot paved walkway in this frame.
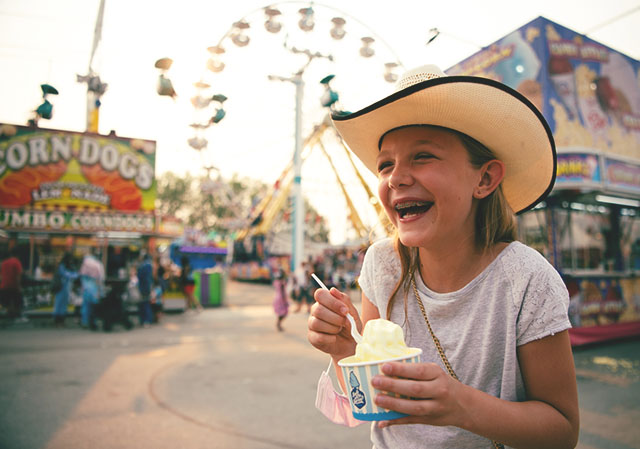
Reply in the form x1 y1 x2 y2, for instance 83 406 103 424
0 281 638 449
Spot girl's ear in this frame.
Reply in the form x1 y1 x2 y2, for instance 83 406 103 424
473 159 505 199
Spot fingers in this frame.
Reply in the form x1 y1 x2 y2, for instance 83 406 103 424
371 362 446 398
381 361 442 381
374 395 445 424
308 288 347 343
376 416 425 428
369 362 458 426
313 287 351 311
307 325 339 352
308 305 343 335
313 287 364 335
312 288 349 321
308 286 359 358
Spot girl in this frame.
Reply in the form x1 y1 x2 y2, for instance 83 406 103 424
180 256 202 312
272 266 289 331
308 65 579 448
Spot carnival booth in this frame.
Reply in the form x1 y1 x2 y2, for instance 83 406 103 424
448 17 640 345
165 232 228 308
0 124 157 311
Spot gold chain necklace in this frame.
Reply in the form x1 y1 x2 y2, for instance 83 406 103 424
411 277 504 449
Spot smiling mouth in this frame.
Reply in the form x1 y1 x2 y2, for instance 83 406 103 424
395 201 433 219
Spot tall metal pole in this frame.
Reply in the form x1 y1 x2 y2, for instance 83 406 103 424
292 74 305 273
269 47 331 274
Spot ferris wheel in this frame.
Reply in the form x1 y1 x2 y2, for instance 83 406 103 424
154 2 402 257
155 1 403 155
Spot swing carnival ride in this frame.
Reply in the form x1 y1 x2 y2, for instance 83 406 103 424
225 116 389 282
154 2 400 274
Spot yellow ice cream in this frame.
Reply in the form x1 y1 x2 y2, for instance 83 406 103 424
353 319 420 362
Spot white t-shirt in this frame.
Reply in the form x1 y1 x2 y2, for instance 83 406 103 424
295 266 309 288
358 238 571 449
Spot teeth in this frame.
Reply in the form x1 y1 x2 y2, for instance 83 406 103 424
394 201 433 219
395 201 429 210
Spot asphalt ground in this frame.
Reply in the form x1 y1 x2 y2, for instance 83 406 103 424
0 281 638 449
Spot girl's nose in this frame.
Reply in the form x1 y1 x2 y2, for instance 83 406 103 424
388 165 413 189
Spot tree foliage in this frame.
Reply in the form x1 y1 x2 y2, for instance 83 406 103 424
155 171 329 243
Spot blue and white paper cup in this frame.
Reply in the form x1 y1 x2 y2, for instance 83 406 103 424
337 349 422 421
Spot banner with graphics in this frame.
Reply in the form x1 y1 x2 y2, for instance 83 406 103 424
556 151 601 188
554 151 640 195
447 16 640 161
0 124 156 212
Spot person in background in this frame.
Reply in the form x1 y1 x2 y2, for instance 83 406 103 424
52 252 78 327
151 280 164 324
136 252 154 327
272 266 289 331
151 256 166 324
127 263 141 311
79 249 105 330
155 256 168 293
0 247 26 322
331 266 348 292
289 273 301 313
180 256 202 312
294 261 312 313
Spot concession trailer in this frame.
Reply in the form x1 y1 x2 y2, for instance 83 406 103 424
0 124 157 310
447 17 640 345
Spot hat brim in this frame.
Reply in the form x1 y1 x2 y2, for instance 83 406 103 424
331 76 556 214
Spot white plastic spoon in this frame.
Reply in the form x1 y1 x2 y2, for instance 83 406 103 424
311 273 363 344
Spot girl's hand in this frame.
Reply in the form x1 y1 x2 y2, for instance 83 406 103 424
371 361 469 429
307 287 361 361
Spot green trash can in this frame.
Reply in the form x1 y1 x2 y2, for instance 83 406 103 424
194 271 225 307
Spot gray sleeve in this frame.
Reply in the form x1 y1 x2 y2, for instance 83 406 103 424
516 261 571 346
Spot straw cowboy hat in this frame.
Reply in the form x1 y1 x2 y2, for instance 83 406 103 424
331 65 556 214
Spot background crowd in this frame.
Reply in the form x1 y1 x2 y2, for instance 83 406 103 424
270 246 365 331
0 248 172 330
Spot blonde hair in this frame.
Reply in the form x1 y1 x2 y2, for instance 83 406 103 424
384 127 517 319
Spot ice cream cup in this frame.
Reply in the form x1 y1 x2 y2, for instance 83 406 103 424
337 348 422 421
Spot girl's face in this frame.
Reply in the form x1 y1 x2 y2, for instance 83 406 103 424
377 126 484 250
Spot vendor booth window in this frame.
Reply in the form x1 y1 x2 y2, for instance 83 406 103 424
568 204 609 271
518 208 550 259
521 203 639 273
554 207 573 270
621 208 640 271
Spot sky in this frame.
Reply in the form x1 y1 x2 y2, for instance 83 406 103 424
1 0 639 244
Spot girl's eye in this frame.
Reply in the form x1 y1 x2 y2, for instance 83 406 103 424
415 152 433 160
377 161 392 172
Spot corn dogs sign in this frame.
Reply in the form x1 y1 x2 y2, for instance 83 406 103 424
0 124 156 233
0 124 155 211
